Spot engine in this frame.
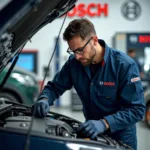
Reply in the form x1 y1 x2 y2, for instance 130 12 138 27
0 102 132 150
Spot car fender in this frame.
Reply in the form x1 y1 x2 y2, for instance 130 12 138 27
2 84 26 104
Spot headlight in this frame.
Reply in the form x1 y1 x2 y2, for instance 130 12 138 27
24 75 35 86
11 73 35 86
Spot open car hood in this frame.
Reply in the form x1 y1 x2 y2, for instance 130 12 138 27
0 100 132 150
0 0 77 73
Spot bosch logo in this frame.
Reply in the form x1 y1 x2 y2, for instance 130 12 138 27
99 81 115 86
121 0 141 21
139 35 150 43
104 82 115 86
67 3 108 17
129 35 138 43
99 81 103 86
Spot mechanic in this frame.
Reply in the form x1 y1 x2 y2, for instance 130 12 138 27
33 18 146 150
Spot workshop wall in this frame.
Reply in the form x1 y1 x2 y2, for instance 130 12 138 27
24 0 150 106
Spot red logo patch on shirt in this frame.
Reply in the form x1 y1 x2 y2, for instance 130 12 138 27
104 82 115 86
131 77 140 82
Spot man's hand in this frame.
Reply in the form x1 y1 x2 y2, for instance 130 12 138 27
32 99 50 118
77 120 107 139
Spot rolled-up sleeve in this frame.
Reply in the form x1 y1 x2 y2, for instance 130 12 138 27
38 56 73 105
104 62 146 133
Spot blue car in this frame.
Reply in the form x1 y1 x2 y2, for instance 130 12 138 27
0 1 132 150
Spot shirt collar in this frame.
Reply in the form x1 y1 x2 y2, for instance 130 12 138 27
98 39 110 67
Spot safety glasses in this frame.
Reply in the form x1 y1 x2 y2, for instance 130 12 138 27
67 37 93 55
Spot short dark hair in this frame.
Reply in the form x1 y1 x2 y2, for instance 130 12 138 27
128 48 136 54
63 18 96 41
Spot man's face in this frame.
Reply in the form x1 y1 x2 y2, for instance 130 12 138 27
67 36 96 66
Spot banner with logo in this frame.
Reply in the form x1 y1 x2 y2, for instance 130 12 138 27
127 33 150 48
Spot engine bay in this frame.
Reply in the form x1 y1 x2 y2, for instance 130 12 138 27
0 101 132 150
0 103 79 138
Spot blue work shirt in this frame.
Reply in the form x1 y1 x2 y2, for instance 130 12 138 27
39 40 146 150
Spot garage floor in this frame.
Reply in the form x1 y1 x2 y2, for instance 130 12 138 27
51 106 150 150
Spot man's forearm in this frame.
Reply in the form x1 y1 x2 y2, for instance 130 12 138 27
104 105 145 133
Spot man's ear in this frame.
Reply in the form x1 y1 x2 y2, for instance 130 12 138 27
93 35 98 46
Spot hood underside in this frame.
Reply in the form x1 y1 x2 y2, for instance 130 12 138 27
0 0 76 73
